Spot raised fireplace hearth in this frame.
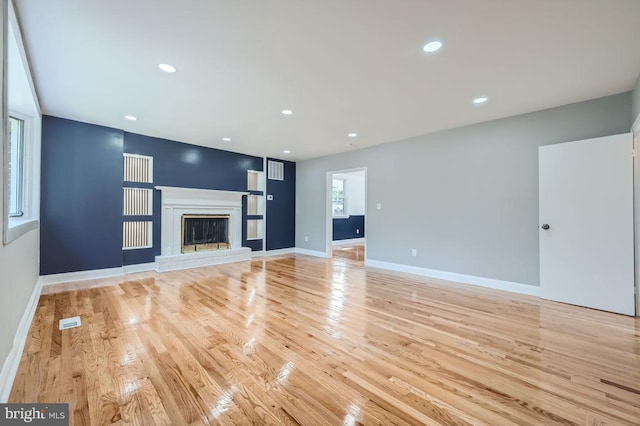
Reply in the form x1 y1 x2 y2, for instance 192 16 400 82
155 186 251 272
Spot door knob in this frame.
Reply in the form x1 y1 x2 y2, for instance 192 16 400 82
541 224 550 230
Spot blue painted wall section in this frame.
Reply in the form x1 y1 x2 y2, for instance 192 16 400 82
40 116 124 275
123 132 264 264
333 215 365 241
266 158 296 250
40 116 296 273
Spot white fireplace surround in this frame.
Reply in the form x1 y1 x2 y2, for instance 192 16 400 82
155 186 251 271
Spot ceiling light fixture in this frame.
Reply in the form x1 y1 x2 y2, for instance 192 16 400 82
222 137 231 142
158 63 177 73
473 96 489 104
283 150 291 154
124 115 137 121
281 109 293 115
348 132 357 138
423 41 442 53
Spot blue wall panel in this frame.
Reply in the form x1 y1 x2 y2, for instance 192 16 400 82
123 132 264 263
266 158 296 250
41 117 295 272
333 215 365 241
40 116 124 275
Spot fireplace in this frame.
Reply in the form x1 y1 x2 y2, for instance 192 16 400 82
182 214 230 253
155 186 251 272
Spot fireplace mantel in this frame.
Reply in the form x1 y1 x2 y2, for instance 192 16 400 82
155 186 251 271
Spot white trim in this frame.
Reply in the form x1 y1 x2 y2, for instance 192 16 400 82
632 113 640 133
6 218 37 242
38 267 124 286
0 277 43 402
332 237 365 246
263 247 295 256
365 259 540 297
295 247 329 258
123 262 156 274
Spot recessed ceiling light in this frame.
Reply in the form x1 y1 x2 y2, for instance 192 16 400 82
158 63 177 73
283 150 291 154
124 115 137 121
222 137 231 142
281 109 293 115
423 41 442 53
473 96 489 104
348 132 357 138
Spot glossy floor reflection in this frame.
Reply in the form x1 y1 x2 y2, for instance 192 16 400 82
10 254 640 425
332 244 365 262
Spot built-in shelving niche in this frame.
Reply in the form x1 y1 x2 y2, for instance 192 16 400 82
123 153 154 250
246 169 265 245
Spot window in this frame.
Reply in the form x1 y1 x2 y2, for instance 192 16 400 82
8 116 25 217
332 179 345 216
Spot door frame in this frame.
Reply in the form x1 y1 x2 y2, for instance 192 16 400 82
325 167 367 259
632 114 640 317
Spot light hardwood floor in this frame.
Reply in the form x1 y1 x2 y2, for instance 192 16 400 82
332 244 365 262
9 254 640 425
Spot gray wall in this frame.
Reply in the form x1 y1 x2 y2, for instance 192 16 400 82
296 92 632 286
633 74 640 126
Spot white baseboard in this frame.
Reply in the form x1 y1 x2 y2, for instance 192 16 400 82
38 267 124 286
365 259 540 297
295 247 328 258
0 278 43 402
332 238 365 246
123 262 156 274
261 247 296 256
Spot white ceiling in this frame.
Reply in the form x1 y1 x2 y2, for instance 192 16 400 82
14 0 640 161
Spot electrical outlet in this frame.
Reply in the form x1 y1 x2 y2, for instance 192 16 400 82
304 236 308 242
376 203 382 210
411 249 417 257
267 194 274 200
356 229 360 234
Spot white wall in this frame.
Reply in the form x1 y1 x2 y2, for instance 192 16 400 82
297 92 632 287
0 1 41 401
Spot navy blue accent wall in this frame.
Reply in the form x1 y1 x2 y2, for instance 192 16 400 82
40 116 124 275
266 158 296 250
333 215 365 241
123 132 264 264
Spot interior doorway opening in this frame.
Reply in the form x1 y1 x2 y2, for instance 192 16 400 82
326 167 367 262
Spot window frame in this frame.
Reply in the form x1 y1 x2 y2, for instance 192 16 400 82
8 115 24 217
2 0 41 245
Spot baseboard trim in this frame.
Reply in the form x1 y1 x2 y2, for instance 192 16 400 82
365 259 540 297
295 248 328 258
38 267 124 286
259 248 296 257
123 263 156 274
0 277 43 402
332 238 365 246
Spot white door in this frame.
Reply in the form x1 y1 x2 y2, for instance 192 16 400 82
539 133 635 316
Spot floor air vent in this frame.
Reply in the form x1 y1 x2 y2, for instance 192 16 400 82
59 316 81 330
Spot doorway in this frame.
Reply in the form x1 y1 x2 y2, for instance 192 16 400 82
325 167 367 262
